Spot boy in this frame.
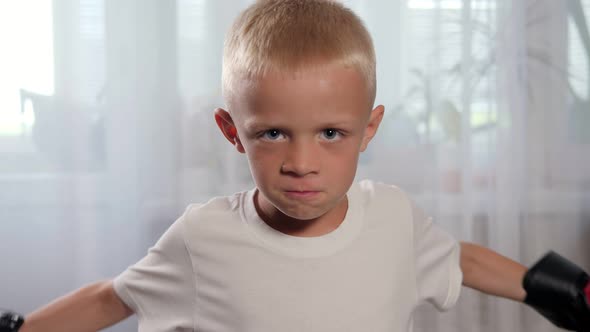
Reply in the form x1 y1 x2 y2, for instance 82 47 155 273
3 0 589 331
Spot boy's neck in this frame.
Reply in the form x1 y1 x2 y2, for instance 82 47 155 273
253 189 348 238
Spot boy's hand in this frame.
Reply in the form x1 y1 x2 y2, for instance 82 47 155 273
523 251 590 331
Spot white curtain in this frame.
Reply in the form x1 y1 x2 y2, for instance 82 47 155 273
1 1 588 331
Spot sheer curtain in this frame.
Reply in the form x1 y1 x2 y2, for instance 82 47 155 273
0 1 588 331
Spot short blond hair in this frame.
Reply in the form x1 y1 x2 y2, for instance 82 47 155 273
222 0 376 106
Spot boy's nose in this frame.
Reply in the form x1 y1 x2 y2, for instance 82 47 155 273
281 141 319 176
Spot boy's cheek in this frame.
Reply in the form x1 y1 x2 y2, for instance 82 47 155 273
245 141 283 155
248 151 280 168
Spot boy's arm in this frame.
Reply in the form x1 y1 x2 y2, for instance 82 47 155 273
18 279 133 332
459 241 527 302
460 242 590 331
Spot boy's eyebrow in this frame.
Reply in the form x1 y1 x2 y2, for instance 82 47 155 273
243 119 357 132
242 120 269 132
243 121 292 133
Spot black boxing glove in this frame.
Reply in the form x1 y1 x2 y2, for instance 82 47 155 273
0 310 24 332
523 251 590 331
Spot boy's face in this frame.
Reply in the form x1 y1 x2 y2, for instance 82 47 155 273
216 65 384 225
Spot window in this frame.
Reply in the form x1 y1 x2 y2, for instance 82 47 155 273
404 0 498 145
0 1 54 138
0 0 106 173
402 0 498 184
568 0 590 145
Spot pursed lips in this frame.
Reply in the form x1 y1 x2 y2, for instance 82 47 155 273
283 188 321 198
283 187 321 192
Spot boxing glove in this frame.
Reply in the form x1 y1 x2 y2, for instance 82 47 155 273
523 251 590 331
0 310 24 332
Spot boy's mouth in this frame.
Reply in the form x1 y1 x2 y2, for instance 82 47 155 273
283 190 320 199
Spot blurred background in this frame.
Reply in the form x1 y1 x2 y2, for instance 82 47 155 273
0 0 589 331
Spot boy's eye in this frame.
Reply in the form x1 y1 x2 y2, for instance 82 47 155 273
322 129 340 140
262 129 284 140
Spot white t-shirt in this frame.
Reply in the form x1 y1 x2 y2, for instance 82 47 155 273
114 179 462 332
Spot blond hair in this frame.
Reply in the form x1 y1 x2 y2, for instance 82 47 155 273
222 0 376 105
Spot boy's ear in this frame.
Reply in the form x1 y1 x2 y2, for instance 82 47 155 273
360 105 385 152
214 108 245 153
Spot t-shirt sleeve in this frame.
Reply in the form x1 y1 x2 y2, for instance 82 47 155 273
412 200 463 311
113 211 195 330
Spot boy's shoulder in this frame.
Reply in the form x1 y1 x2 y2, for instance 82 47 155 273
355 179 418 222
356 179 412 203
181 190 246 226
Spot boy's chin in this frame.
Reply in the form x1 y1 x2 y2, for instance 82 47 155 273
275 201 338 222
279 209 327 222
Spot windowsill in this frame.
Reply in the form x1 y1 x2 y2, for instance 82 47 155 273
0 172 107 207
414 189 590 216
